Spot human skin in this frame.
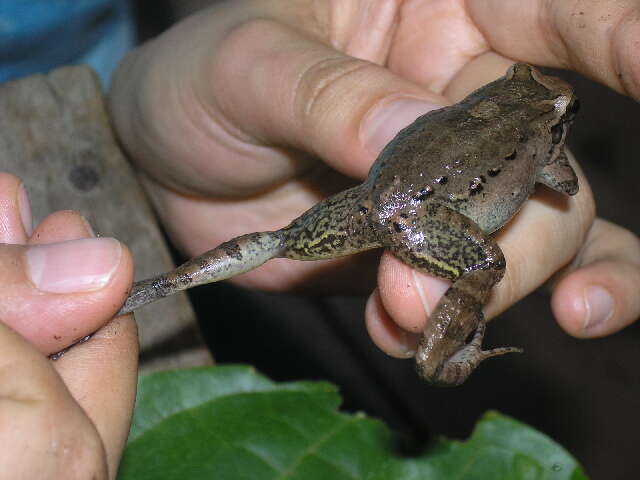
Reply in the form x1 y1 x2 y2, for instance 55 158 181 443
0 173 137 479
109 0 640 358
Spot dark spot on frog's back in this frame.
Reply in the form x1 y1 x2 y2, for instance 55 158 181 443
469 178 484 195
435 176 448 184
487 167 501 177
414 185 433 202
393 222 406 233
68 164 100 192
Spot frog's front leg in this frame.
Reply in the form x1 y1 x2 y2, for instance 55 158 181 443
385 203 522 386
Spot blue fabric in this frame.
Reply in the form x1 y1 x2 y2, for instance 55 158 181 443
0 0 134 85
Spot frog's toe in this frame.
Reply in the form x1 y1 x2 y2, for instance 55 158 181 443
420 323 523 387
427 344 522 387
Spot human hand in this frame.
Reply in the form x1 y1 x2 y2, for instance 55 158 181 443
109 1 639 358
0 173 136 478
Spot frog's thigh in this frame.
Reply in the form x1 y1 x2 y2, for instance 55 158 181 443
386 202 505 341
387 202 505 283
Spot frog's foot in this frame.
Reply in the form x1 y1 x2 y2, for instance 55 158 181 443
427 323 523 387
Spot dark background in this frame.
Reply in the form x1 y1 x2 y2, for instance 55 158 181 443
135 4 639 479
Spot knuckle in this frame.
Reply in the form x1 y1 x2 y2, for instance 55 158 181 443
294 56 373 132
225 17 283 44
598 219 640 266
214 17 288 90
51 414 108 479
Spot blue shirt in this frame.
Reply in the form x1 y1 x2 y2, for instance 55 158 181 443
0 0 134 85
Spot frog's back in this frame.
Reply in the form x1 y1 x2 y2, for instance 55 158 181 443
366 68 566 233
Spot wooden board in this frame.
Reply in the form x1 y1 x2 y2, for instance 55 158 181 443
0 66 212 371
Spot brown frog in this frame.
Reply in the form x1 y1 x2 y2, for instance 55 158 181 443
120 63 579 386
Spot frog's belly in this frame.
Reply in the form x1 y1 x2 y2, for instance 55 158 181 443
441 186 533 234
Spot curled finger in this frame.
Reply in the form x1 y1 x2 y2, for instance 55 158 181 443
552 218 640 338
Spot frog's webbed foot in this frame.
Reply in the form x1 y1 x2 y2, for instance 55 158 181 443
414 268 521 387
419 322 522 387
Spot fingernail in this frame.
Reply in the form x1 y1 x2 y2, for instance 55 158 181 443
26 238 122 293
17 183 33 236
361 97 443 155
583 286 614 330
413 270 450 318
398 331 419 358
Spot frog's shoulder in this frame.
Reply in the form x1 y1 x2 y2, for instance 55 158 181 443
367 104 463 178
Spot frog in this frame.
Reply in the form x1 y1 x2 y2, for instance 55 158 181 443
119 63 579 386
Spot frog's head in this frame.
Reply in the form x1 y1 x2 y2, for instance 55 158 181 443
504 64 580 195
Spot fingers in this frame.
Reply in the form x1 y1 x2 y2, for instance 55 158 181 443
368 153 596 357
365 289 422 358
54 315 138 476
0 174 134 354
0 173 138 476
485 157 596 319
28 209 95 244
552 218 640 338
366 252 450 357
466 0 640 99
0 322 108 479
209 18 444 180
110 10 446 197
0 173 31 243
0 239 133 353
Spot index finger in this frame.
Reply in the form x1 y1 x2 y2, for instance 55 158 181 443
54 315 138 477
467 0 640 98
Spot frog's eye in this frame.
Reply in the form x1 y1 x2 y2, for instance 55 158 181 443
564 98 580 122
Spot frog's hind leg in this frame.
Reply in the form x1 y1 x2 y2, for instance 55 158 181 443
281 184 383 261
428 315 523 387
384 202 521 386
120 230 286 314
121 185 379 315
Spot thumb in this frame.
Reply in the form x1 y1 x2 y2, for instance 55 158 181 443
552 218 640 338
0 238 133 354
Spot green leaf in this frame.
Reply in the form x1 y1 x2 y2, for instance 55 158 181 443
119 366 587 480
